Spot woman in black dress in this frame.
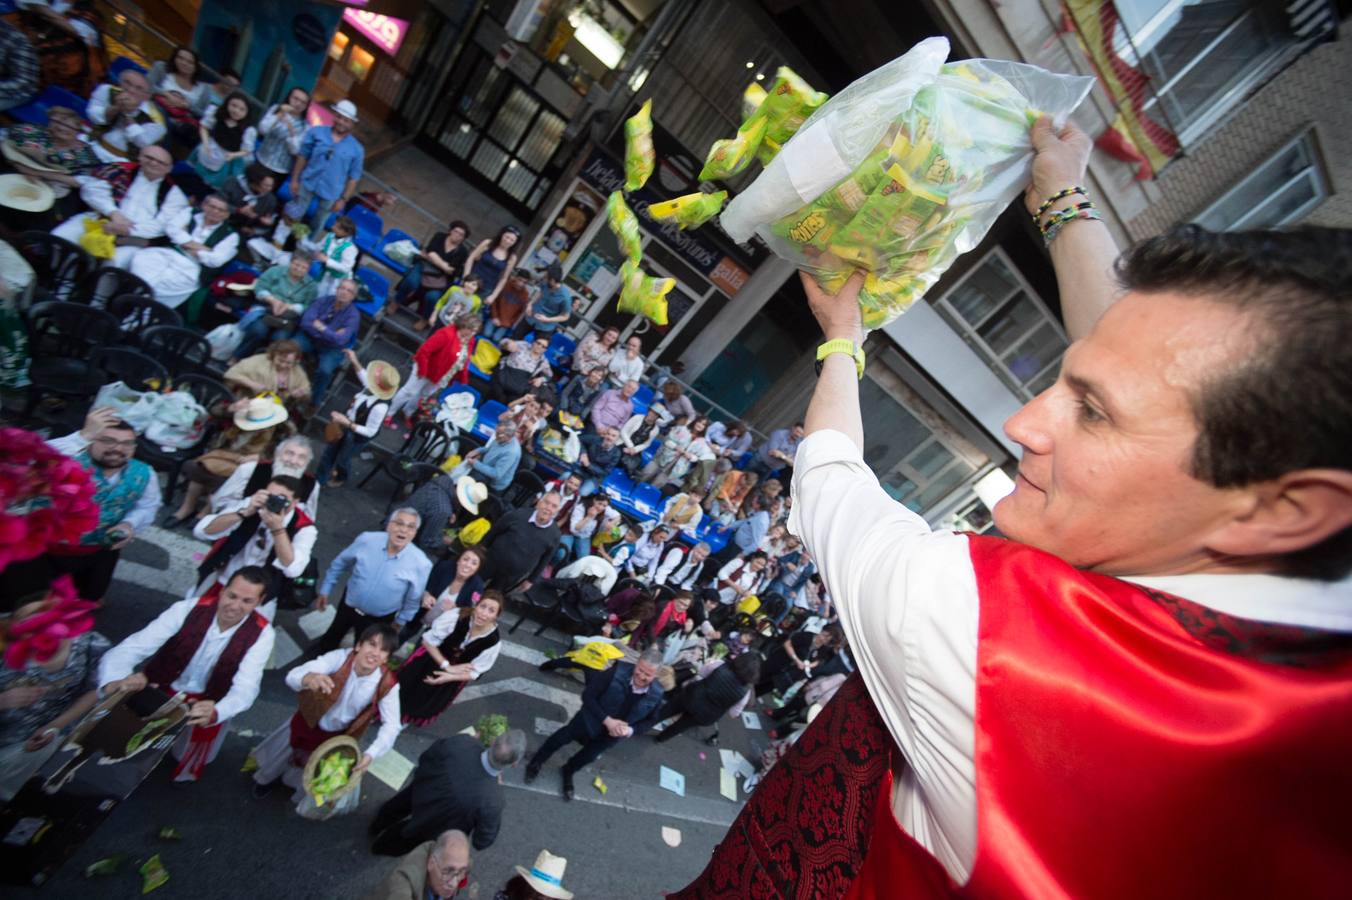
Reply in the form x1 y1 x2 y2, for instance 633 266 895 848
398 590 503 726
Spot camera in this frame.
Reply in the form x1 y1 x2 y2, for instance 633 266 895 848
264 493 290 514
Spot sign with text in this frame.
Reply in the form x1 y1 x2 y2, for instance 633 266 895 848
342 9 410 57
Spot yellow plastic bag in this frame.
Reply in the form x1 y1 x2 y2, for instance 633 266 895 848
471 338 502 374
623 98 655 192
606 191 643 263
439 453 462 473
616 258 673 326
459 517 491 545
647 191 727 230
736 595 761 616
79 217 117 260
566 641 626 671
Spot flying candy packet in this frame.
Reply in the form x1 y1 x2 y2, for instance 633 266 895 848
647 191 728 230
617 258 674 326
624 99 655 192
606 191 643 264
699 116 767 182
701 67 826 181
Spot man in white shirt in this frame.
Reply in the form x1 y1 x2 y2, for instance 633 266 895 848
86 68 166 163
653 541 712 591
99 566 275 782
209 435 319 520
606 335 645 387
129 192 238 309
51 144 189 269
675 121 1352 898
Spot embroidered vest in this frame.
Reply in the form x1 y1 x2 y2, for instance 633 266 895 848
142 585 268 702
241 462 317 506
75 450 152 546
95 162 174 210
298 651 396 740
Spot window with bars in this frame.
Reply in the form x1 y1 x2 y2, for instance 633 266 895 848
929 248 1068 400
1194 128 1330 231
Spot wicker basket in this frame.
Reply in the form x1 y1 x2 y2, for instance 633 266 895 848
301 735 362 804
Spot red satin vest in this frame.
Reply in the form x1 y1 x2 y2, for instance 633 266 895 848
142 585 268 703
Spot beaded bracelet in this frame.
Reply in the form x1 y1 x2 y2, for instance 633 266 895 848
1040 200 1097 231
1031 186 1087 223
1042 204 1102 246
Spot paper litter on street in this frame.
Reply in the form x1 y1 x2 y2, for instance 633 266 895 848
297 608 337 642
719 768 738 801
659 765 686 797
593 775 608 795
720 749 756 781
741 711 762 730
662 826 682 847
368 750 415 790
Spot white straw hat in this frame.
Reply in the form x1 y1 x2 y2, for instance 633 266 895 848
514 849 574 899
234 396 288 432
331 99 359 122
0 174 54 213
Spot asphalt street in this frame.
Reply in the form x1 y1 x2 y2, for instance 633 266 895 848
8 464 770 899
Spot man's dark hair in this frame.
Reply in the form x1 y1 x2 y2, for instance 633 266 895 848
358 622 399 654
821 623 845 645
104 417 136 436
446 218 469 235
226 565 270 594
269 474 304 496
731 649 762 685
1116 225 1351 579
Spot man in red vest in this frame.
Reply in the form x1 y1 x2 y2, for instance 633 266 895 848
673 121 1352 898
98 566 275 783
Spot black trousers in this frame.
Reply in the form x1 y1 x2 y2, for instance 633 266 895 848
528 716 617 775
368 786 423 857
1 549 121 603
316 598 396 653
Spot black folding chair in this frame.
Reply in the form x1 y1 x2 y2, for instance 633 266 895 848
383 461 444 515
22 301 122 419
74 267 155 309
108 294 184 346
502 468 546 510
140 325 212 378
93 346 170 393
136 373 234 504
358 421 455 497
16 232 96 302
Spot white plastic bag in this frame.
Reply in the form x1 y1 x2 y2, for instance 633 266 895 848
436 392 478 433
383 239 418 266
295 778 363 820
94 380 159 433
205 323 244 361
144 389 207 450
722 37 1093 329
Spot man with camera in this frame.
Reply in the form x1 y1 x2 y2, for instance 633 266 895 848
193 474 316 622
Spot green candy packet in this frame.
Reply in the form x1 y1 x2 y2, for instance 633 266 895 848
623 99 655 192
605 191 643 264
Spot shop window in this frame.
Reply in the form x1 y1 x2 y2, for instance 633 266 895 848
348 46 376 81
1194 128 1329 231
930 248 1068 402
329 31 350 63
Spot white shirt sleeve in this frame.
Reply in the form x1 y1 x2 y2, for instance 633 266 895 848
86 83 112 125
788 429 980 881
46 431 89 457
79 176 118 216
124 469 162 531
365 684 402 759
275 523 316 579
193 504 245 542
284 648 348 691
98 598 195 688
210 462 254 514
212 624 275 722
467 634 501 679
145 186 191 240
196 230 240 268
423 609 462 647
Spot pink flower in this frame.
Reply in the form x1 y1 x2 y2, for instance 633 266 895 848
2 576 101 669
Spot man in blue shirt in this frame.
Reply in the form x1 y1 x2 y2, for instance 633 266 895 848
314 507 432 652
713 492 776 566
464 417 521 493
750 422 805 476
515 262 573 339
290 99 365 232
298 277 361 404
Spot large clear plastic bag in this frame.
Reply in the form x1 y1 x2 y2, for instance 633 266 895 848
720 38 1093 329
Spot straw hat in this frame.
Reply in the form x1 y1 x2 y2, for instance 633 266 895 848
0 174 54 213
456 476 488 515
1 140 66 174
366 360 400 400
514 849 574 899
234 396 289 431
301 735 363 804
331 99 359 122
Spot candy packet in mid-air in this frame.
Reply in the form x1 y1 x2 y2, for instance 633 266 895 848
606 191 643 263
624 99 655 192
647 191 728 230
617 258 674 326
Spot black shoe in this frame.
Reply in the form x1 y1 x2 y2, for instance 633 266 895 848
561 770 574 802
251 779 277 800
160 511 189 529
704 733 720 747
524 762 541 784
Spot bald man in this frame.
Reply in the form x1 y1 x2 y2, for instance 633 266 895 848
365 829 474 900
86 68 167 163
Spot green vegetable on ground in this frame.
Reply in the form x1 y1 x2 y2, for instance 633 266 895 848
139 854 169 894
85 855 123 878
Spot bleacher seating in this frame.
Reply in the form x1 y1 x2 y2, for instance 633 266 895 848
368 229 419 275
4 85 89 125
471 399 508 441
354 266 389 317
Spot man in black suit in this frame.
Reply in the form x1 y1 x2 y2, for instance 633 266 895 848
525 647 666 800
369 729 528 856
482 492 562 591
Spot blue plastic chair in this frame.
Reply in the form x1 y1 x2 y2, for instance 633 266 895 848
639 439 661 467
633 383 656 408
471 399 508 441
221 260 261 278
4 84 90 125
631 482 664 518
367 228 419 274
601 468 638 511
348 206 384 236
544 332 577 370
436 382 481 407
108 56 148 82
354 267 389 317
308 260 324 280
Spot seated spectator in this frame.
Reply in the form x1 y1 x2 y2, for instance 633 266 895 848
606 335 645 387
405 473 468 557
0 588 108 802
618 405 664 477
221 162 278 239
707 419 752 461
366 829 475 899
422 275 482 333
658 488 705 539
190 90 255 189
573 325 619 375
750 422 805 476
386 313 479 427
559 366 606 418
555 494 618 565
589 380 637 434
705 468 759 518
577 426 623 495
656 381 696 424
481 492 562 591
713 492 773 565
87 68 165 163
297 277 361 403
396 220 470 325
515 262 572 339
0 24 38 113
224 339 312 411
653 651 760 745
542 473 584 520
396 591 505 726
653 540 713 592
461 416 521 494
233 256 319 360
757 624 844 696
211 434 320 519
98 566 274 782
4 106 100 194
483 268 532 342
164 394 289 528
489 334 553 405
130 191 238 312
712 550 769 609
51 145 188 269
641 414 694 484
151 45 209 124
634 588 693 651
507 392 551 449
624 524 673 581
199 66 241 117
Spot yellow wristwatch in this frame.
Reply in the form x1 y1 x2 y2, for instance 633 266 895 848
815 339 865 379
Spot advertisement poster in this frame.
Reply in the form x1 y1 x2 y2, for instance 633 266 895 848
521 182 606 278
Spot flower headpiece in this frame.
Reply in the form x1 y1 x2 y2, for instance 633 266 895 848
2 576 100 669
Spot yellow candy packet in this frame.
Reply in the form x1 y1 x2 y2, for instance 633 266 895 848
647 190 728 230
606 191 643 263
623 99 655 192
699 116 767 182
617 258 673 326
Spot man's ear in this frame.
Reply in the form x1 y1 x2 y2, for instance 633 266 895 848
1206 469 1352 561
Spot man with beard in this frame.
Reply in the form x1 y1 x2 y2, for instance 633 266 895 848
289 98 364 232
4 407 161 601
210 434 320 520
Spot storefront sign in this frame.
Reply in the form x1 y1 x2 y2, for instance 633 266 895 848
342 9 410 56
577 147 750 297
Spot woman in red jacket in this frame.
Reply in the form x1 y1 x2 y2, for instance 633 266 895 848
385 313 482 427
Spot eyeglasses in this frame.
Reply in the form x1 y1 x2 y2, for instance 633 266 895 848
93 437 137 450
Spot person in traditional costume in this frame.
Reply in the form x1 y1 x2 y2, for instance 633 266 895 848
86 68 165 164
5 0 106 95
129 191 238 310
51 144 188 269
1 407 160 603
249 623 402 804
97 566 273 782
671 120 1352 898
396 590 503 726
210 433 320 520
